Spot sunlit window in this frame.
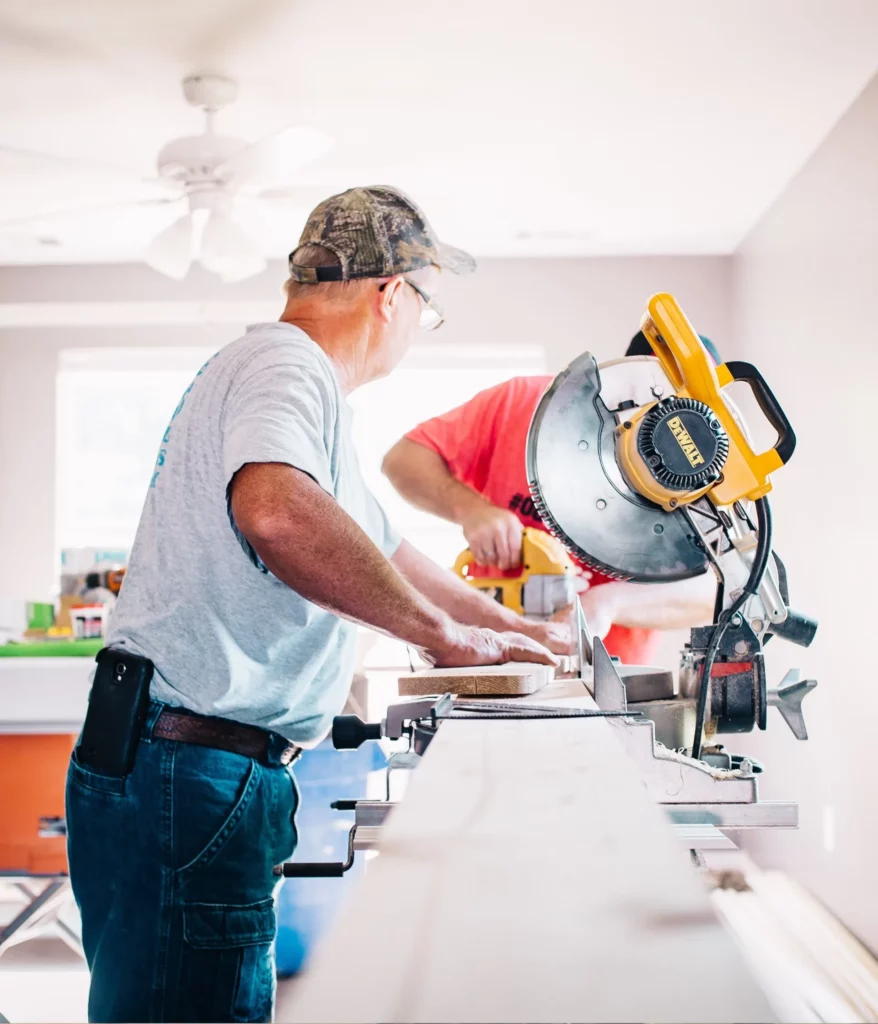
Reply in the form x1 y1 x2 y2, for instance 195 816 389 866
56 343 546 567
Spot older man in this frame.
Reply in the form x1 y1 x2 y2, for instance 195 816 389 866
382 333 720 664
66 186 563 1024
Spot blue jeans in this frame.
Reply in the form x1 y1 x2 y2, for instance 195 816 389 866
66 701 298 1023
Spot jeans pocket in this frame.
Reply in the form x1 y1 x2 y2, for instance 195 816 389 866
181 899 276 1023
67 748 127 797
175 753 260 876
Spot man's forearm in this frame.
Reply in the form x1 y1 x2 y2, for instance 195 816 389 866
391 539 523 632
382 438 489 525
231 463 452 650
391 539 573 656
596 575 717 630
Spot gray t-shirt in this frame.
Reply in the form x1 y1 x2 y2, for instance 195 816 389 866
107 322 400 743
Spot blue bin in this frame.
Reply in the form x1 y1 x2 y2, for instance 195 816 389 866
275 739 385 976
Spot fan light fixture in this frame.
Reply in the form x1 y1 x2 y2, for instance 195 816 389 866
0 74 336 282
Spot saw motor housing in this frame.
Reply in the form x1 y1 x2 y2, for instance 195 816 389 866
617 293 797 512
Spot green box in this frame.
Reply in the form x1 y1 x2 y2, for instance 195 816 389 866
26 602 56 632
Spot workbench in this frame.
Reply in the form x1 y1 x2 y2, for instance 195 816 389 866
0 657 91 734
279 678 775 1024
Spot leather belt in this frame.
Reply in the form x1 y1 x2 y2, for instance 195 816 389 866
153 708 302 766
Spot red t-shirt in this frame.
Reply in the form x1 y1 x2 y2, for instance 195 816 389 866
404 376 658 665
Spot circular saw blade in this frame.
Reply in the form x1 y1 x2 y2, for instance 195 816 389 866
526 353 709 583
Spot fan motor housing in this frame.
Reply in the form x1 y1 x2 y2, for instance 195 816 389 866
156 135 248 182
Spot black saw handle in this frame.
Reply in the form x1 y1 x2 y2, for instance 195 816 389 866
724 361 797 465
273 824 357 878
278 861 350 878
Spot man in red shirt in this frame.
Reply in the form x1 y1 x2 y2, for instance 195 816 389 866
382 334 719 664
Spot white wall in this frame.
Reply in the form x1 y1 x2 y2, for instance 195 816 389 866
0 255 731 603
731 74 878 949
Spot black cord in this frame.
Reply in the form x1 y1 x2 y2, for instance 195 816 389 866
691 497 773 761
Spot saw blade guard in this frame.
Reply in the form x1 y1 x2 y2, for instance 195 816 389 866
526 353 710 582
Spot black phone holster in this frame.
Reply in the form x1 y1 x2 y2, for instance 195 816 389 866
76 648 155 778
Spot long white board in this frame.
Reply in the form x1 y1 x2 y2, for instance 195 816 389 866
281 682 773 1023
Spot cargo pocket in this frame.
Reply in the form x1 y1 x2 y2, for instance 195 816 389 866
181 898 277 1023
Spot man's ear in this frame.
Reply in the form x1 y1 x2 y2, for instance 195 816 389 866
378 275 406 323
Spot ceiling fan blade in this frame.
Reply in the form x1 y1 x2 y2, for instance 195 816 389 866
217 126 335 189
144 213 195 281
0 144 172 191
199 211 266 282
0 196 181 232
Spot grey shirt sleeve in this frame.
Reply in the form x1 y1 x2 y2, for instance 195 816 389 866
222 345 401 560
222 355 336 494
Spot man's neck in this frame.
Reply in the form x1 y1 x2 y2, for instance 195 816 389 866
279 308 372 394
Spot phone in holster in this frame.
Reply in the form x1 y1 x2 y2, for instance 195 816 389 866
76 648 154 777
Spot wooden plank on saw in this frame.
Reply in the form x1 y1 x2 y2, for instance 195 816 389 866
280 684 773 1024
397 661 555 697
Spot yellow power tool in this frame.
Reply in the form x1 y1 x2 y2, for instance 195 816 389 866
453 527 576 618
527 292 817 758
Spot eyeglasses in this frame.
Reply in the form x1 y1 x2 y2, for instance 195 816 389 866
404 278 444 330
379 277 444 330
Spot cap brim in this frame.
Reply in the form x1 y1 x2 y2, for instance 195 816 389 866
436 242 476 275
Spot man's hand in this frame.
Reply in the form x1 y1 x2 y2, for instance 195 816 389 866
461 503 523 569
423 624 559 668
514 615 576 655
381 440 523 569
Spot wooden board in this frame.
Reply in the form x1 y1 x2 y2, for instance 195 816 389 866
712 864 878 1023
280 680 773 1024
398 661 555 697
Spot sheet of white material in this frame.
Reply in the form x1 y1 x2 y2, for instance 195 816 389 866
281 687 773 1024
0 658 91 733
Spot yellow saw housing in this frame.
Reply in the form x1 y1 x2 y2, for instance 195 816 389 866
617 293 796 511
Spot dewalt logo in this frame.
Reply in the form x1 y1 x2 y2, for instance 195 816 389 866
667 416 705 468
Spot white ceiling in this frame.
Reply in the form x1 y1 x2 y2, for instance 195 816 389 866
0 0 876 264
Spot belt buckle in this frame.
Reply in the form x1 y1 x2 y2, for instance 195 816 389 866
280 744 302 766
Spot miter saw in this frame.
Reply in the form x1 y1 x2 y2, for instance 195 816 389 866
527 292 818 771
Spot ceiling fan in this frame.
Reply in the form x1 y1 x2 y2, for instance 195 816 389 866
0 74 336 282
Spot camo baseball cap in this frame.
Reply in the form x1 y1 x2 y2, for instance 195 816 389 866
288 185 476 283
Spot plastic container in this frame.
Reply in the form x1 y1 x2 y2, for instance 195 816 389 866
275 739 386 976
70 604 107 640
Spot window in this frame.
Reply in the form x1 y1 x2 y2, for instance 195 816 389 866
56 343 546 566
56 347 215 551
